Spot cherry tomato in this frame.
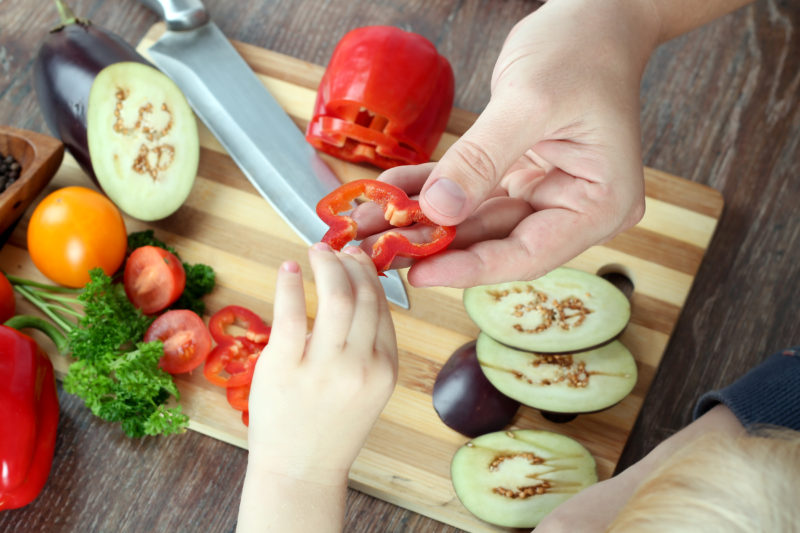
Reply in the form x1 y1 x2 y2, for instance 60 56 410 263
27 186 127 288
144 309 212 375
124 246 186 315
0 272 15 323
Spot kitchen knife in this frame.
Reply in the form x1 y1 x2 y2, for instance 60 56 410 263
137 0 409 309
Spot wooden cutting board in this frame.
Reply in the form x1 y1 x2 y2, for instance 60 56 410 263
0 23 724 533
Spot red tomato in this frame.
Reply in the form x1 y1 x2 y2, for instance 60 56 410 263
124 246 186 315
144 309 212 374
0 272 15 323
27 186 128 288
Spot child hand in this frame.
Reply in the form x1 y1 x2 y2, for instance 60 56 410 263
237 243 398 533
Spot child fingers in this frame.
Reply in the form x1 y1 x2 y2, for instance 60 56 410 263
339 246 385 355
261 260 308 366
306 242 356 359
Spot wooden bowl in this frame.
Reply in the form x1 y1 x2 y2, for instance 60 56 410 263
0 126 64 235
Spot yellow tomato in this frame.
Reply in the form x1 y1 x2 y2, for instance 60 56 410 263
27 186 128 288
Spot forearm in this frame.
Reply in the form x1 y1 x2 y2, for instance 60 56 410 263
237 456 348 533
647 0 757 43
618 404 745 488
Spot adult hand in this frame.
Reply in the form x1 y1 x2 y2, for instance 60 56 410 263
355 0 660 288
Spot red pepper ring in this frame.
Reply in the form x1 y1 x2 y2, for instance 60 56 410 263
208 305 271 346
316 179 456 273
203 338 262 388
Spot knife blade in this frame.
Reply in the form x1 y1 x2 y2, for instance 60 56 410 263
138 0 409 309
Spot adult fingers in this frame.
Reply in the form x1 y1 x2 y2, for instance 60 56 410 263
259 260 308 367
359 196 533 271
418 95 546 226
351 163 434 239
406 207 612 288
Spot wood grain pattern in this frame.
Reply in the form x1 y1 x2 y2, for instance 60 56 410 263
0 1 797 532
1 22 720 533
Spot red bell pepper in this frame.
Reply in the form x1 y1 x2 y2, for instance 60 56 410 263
208 305 271 346
0 325 59 510
203 305 270 388
306 25 454 169
316 179 456 273
202 306 269 427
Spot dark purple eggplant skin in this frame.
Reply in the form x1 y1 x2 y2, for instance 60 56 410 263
433 341 521 438
33 8 148 180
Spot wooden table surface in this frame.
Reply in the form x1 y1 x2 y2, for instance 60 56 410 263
1 1 798 532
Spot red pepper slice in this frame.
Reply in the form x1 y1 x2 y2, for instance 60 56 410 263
226 383 250 412
208 305 271 346
203 338 263 388
317 179 456 273
0 325 59 510
306 26 454 169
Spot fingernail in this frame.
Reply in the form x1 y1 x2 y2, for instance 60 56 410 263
342 245 362 255
312 242 331 252
280 260 300 273
424 178 466 218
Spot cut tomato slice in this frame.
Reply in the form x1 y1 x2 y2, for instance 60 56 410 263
124 245 186 315
144 309 212 374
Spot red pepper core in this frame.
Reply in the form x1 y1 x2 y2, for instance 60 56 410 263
0 325 59 510
306 26 454 169
316 179 456 273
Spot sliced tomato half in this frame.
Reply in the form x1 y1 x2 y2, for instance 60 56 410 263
124 245 186 315
145 309 212 374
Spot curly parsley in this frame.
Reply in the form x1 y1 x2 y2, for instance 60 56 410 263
8 269 189 437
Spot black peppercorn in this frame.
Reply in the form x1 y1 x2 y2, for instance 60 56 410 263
0 152 21 192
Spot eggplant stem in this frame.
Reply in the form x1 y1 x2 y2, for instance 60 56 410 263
54 0 78 26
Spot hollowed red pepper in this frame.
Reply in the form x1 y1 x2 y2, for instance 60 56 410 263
317 179 456 273
305 25 454 169
203 305 270 389
0 324 59 510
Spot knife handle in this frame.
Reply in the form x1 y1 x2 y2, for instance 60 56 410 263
138 0 210 31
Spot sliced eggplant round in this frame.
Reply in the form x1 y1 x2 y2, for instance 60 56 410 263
87 62 199 221
433 341 520 437
463 267 631 353
451 429 597 528
476 333 637 414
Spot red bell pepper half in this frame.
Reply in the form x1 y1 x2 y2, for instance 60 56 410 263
306 25 454 169
316 179 456 273
0 325 59 510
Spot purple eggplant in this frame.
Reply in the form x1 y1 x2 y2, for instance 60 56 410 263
33 0 148 179
433 341 520 437
33 0 200 221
